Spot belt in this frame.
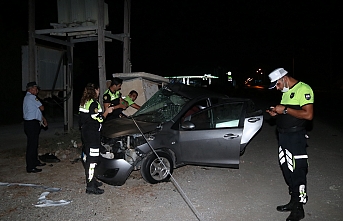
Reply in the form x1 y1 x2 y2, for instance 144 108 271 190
277 126 305 133
24 119 40 122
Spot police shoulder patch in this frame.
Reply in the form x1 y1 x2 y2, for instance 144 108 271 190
305 94 311 100
94 108 98 113
104 95 108 100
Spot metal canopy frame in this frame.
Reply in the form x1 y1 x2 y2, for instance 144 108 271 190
28 0 131 132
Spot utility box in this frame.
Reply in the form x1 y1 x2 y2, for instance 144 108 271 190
57 0 109 27
111 72 169 116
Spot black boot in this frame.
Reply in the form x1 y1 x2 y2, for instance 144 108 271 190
94 179 103 187
286 203 305 221
277 198 296 212
86 179 104 195
85 176 102 187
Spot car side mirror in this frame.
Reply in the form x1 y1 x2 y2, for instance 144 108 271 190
181 121 195 130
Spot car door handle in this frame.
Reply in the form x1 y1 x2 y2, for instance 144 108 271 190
223 134 239 139
248 117 260 123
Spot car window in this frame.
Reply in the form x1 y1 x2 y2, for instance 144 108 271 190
244 99 262 117
210 97 220 105
181 99 208 122
213 102 243 128
189 109 212 130
189 102 244 130
133 88 190 123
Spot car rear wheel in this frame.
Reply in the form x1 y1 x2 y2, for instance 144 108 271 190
140 152 173 184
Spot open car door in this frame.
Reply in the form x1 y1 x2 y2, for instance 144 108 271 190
178 102 245 168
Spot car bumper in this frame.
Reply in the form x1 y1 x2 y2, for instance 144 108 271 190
96 157 133 186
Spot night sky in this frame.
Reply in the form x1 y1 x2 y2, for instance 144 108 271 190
111 1 341 89
0 1 342 123
2 1 342 87
129 1 342 89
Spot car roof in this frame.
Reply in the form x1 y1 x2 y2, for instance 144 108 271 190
166 83 228 99
166 83 251 103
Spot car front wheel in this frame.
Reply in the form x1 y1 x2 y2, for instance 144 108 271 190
140 152 173 184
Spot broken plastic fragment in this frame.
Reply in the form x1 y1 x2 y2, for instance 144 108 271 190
100 152 114 159
0 182 61 192
35 192 71 207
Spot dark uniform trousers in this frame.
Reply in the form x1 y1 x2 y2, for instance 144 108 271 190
81 123 101 182
278 129 308 203
24 120 41 170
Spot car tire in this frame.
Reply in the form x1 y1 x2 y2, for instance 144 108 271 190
140 152 173 184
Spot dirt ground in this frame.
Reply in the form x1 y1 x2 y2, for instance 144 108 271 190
1 108 343 220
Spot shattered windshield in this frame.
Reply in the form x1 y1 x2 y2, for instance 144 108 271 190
132 87 190 123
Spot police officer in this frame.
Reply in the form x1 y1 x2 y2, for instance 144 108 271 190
267 68 314 221
23 81 47 173
79 83 114 194
103 77 128 122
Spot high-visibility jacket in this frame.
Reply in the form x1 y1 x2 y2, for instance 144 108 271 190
79 99 104 128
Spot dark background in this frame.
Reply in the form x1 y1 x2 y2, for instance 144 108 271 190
1 1 342 124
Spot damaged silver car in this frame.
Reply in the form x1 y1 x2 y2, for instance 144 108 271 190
96 83 263 186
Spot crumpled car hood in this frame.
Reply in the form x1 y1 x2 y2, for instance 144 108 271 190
101 118 159 138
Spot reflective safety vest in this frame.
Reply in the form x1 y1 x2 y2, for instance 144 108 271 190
277 81 314 129
79 99 104 126
103 89 121 103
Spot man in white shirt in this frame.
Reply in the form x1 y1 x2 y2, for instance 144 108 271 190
23 82 47 173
